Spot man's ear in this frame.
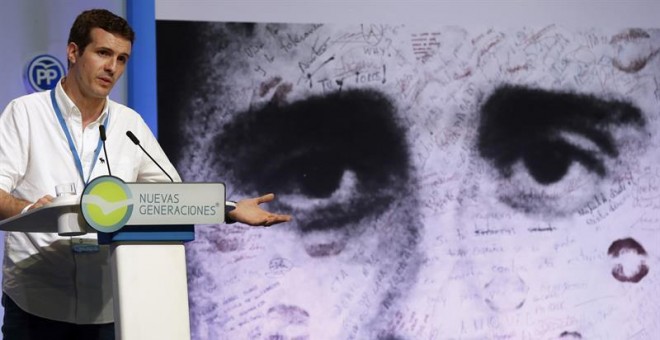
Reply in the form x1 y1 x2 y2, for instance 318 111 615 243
66 42 79 65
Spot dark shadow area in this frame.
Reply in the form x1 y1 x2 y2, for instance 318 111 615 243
156 21 205 163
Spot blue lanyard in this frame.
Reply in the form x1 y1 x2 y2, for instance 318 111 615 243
50 89 109 184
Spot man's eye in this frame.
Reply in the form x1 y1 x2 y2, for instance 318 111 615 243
476 85 645 215
214 88 411 232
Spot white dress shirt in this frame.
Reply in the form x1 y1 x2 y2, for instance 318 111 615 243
0 81 180 324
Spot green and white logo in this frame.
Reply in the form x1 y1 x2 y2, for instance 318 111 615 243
81 176 133 233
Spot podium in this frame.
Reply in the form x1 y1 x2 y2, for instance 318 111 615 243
0 177 226 340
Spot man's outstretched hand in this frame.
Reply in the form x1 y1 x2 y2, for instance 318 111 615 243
228 193 292 227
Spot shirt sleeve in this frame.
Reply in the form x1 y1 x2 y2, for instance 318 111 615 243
0 100 29 193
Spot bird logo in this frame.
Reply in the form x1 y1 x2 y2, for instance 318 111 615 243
81 176 133 233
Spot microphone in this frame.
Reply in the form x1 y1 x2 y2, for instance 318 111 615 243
99 125 112 176
126 131 174 182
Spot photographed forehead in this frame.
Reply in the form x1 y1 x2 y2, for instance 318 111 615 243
88 27 132 54
200 24 658 107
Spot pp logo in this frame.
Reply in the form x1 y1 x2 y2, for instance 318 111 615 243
81 176 134 233
25 54 65 92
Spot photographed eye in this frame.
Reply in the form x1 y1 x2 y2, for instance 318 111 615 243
477 85 645 215
214 88 411 233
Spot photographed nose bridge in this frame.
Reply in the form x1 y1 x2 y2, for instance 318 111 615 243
383 171 540 338
365 217 472 339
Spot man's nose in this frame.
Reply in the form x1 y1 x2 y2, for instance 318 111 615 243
104 59 117 74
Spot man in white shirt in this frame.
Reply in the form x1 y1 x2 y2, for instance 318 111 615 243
0 9 291 340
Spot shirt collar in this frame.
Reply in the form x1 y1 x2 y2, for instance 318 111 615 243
54 79 109 123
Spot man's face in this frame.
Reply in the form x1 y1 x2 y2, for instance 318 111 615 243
67 27 131 99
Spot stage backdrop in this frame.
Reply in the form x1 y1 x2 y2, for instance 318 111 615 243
156 2 660 339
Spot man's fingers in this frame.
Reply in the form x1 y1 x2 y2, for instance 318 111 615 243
278 214 292 222
28 195 55 210
30 202 44 210
256 193 275 204
262 214 293 227
37 195 54 205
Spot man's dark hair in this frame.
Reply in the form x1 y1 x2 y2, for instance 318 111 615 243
68 9 135 57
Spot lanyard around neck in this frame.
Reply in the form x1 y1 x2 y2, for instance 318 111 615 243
50 89 109 184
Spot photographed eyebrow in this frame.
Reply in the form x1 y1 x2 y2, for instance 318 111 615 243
213 88 412 233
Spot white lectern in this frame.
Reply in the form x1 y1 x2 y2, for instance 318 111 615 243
0 177 226 340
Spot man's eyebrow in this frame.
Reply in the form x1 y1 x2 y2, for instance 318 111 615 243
96 46 131 57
